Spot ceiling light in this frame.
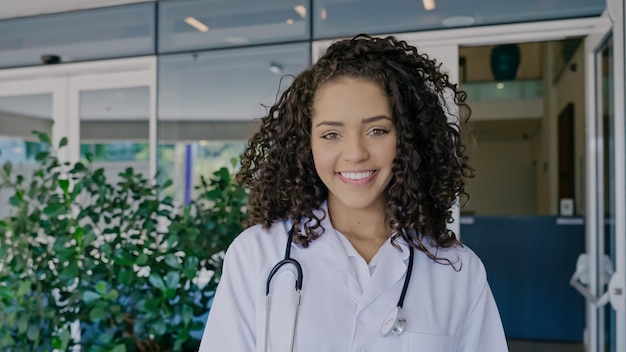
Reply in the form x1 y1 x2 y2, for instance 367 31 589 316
269 62 283 74
320 8 327 20
441 15 476 28
286 18 294 25
496 83 505 89
422 0 435 11
184 17 209 32
294 5 307 18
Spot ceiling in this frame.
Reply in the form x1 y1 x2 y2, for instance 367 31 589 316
0 0 605 26
0 0 152 19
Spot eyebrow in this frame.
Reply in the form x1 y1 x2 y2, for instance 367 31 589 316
314 115 392 127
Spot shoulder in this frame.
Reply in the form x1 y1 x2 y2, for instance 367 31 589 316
225 220 291 262
417 240 489 293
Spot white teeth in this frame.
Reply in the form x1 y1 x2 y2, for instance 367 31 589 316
340 171 374 180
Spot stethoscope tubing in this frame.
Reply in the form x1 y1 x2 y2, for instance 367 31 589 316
264 224 415 351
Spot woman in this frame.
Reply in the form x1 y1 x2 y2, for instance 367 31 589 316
199 34 508 352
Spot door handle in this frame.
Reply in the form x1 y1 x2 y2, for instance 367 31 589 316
570 253 614 307
608 271 625 311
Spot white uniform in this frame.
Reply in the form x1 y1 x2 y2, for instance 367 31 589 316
199 203 508 352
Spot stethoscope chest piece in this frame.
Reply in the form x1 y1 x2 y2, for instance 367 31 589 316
381 306 406 336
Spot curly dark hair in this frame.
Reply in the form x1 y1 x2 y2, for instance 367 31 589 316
236 34 474 262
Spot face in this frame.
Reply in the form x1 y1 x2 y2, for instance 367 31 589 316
311 77 397 213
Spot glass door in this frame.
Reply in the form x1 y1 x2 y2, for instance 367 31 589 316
0 78 67 218
68 64 157 182
582 5 626 351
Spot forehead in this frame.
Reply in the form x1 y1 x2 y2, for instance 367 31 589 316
312 77 391 121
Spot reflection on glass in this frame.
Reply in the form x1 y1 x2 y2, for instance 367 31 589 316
0 93 53 218
159 0 310 53
158 141 246 204
313 0 603 39
157 42 309 204
0 3 155 68
79 86 150 182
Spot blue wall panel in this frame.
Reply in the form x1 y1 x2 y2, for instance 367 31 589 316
461 216 585 342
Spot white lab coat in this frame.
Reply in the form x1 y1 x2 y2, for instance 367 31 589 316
199 203 508 352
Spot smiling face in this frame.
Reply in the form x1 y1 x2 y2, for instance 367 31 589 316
311 77 397 214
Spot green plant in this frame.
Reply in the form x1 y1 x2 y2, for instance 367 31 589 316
0 132 248 351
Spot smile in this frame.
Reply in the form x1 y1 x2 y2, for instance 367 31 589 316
339 171 375 180
337 170 376 182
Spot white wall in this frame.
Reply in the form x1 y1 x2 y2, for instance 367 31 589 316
464 137 538 215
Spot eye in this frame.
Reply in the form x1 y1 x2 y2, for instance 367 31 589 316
368 128 390 136
321 132 340 140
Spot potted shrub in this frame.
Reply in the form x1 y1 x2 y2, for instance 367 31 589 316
0 132 247 351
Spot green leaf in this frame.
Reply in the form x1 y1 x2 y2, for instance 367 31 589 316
165 253 181 269
59 179 70 193
33 131 51 144
95 281 108 295
52 328 71 351
182 304 193 326
17 314 28 333
105 289 119 301
17 281 31 296
135 253 148 266
2 161 11 176
59 137 68 148
89 306 106 322
112 345 127 352
35 151 49 162
164 271 180 290
27 325 40 341
118 270 134 286
83 291 101 303
161 179 173 189
152 320 166 336
148 274 166 292
43 203 65 217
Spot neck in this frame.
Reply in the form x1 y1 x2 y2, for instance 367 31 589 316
327 198 391 262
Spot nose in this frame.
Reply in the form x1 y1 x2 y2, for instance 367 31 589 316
342 135 369 162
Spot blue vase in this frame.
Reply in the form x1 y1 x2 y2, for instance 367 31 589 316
490 44 520 81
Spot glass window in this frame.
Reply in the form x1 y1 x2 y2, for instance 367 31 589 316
312 0 604 39
79 86 151 182
0 93 52 219
158 0 310 53
0 3 156 69
157 42 310 203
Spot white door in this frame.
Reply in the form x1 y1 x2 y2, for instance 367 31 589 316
582 3 626 351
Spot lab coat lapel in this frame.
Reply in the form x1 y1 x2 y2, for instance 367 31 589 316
357 239 410 314
298 204 362 300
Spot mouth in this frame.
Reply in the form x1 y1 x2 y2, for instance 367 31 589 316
338 170 375 180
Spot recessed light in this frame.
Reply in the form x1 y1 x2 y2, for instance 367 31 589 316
294 5 307 18
184 17 209 32
320 8 327 20
441 15 476 28
496 83 505 89
286 18 294 25
269 62 283 74
422 0 435 11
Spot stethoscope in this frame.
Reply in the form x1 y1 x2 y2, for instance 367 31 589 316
264 225 415 352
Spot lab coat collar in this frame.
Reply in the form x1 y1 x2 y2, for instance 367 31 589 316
292 201 412 311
